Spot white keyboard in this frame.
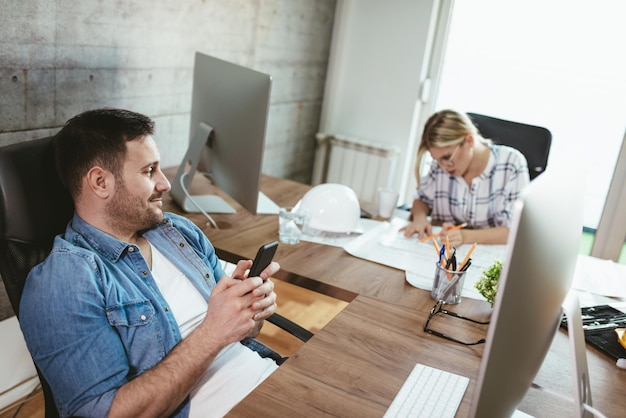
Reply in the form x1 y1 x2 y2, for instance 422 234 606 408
384 363 469 418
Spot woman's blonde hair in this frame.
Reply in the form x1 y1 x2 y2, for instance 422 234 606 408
415 109 488 184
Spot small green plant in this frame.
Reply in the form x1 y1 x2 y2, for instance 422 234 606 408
475 259 503 307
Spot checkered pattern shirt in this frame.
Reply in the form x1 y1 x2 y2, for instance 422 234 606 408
417 144 530 228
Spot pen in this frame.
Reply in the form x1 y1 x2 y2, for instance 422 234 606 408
438 245 445 264
445 247 456 270
419 222 468 242
457 242 477 272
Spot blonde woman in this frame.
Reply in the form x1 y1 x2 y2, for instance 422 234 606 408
401 109 530 246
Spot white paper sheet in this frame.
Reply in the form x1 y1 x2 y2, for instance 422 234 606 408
299 218 383 247
343 217 508 302
572 255 626 298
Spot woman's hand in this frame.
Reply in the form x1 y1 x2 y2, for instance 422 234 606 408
441 222 464 247
400 218 432 239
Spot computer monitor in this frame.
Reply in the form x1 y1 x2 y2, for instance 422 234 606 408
170 52 278 216
470 160 593 417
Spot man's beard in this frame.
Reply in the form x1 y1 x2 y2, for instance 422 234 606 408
105 180 163 234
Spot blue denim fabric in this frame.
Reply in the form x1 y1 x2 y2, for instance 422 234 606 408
240 338 288 365
19 212 226 418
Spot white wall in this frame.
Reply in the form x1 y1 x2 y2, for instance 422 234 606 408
319 0 445 203
0 317 38 411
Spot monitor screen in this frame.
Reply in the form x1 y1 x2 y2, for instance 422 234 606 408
470 160 586 416
171 52 278 215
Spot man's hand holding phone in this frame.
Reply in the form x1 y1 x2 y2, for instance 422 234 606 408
225 241 280 331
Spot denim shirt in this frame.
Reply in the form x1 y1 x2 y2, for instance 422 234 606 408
19 212 226 418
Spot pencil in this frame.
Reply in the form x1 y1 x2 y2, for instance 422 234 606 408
431 238 440 256
419 222 468 242
457 242 477 272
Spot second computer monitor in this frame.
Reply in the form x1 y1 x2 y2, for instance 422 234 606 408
470 159 587 416
171 52 272 215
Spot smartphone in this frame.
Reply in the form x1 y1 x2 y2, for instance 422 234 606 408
248 241 279 278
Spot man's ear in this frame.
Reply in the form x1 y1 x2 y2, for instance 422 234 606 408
85 166 114 199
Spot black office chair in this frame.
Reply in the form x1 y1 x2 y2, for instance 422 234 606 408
0 137 312 417
467 113 552 181
0 137 72 418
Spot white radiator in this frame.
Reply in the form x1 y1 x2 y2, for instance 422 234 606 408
312 133 400 203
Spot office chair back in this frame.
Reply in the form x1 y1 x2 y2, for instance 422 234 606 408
0 136 72 418
467 113 552 180
0 137 74 314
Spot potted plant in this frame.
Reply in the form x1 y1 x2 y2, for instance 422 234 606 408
475 259 503 307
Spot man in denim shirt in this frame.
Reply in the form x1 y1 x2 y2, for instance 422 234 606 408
19 109 280 417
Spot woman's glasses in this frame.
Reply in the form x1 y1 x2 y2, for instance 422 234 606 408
423 300 490 345
434 142 463 167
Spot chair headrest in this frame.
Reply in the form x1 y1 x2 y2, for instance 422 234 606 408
0 137 74 246
466 113 552 180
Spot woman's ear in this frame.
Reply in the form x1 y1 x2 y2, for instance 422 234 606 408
85 166 114 199
465 134 475 146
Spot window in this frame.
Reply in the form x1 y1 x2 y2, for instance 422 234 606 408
434 0 626 262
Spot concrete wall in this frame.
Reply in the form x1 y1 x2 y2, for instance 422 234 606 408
0 0 336 181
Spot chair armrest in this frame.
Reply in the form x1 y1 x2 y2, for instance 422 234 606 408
266 313 313 342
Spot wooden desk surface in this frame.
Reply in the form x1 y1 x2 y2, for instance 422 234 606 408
163 170 626 417
228 294 626 417
229 295 486 417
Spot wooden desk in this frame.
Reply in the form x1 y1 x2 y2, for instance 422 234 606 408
162 171 447 309
229 295 487 417
163 171 626 417
229 295 626 417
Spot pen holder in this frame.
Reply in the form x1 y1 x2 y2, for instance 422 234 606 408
431 262 467 305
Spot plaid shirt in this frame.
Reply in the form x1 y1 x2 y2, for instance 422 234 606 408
417 144 530 228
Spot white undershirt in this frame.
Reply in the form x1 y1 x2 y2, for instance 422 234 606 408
149 243 278 417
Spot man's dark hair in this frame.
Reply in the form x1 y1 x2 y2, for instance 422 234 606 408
53 108 155 198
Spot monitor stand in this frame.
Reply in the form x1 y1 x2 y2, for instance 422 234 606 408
175 194 236 214
561 290 594 418
172 123 281 215
175 191 278 215
521 291 595 418
170 123 237 214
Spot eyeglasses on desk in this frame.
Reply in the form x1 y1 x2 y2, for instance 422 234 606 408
423 300 490 346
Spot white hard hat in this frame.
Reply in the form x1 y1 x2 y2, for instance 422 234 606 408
296 183 360 233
